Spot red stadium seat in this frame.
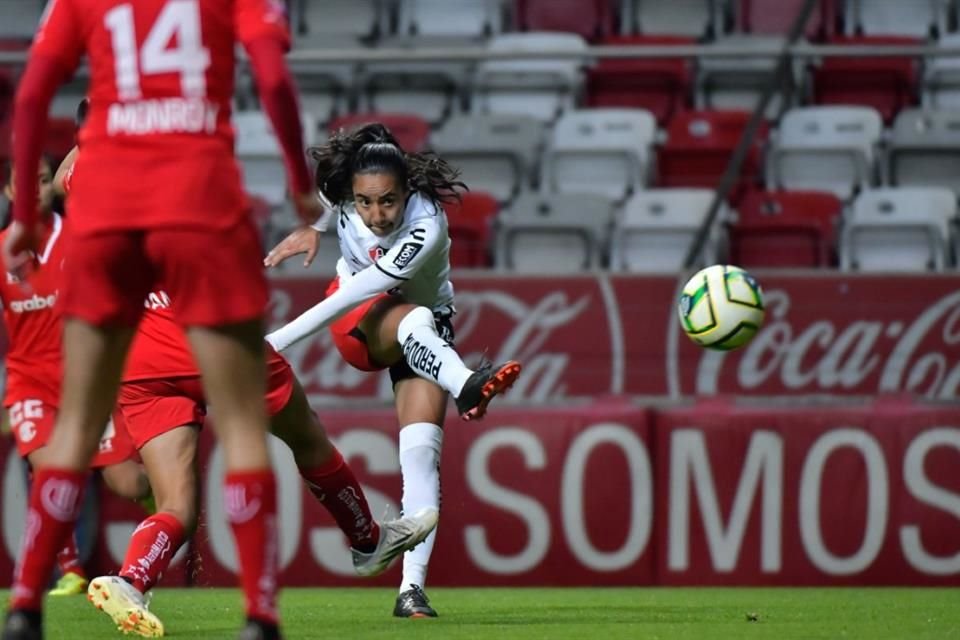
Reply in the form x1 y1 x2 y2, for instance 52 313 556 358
327 113 431 153
656 110 768 193
443 191 499 268
585 35 694 125
737 0 836 38
811 36 921 124
729 189 841 267
515 0 615 41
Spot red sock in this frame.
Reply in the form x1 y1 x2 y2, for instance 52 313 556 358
55 533 85 578
11 468 86 611
119 512 186 592
300 449 379 552
224 469 278 624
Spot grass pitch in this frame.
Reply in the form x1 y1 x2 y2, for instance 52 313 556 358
11 587 960 639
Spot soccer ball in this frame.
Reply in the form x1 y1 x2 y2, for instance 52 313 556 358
677 265 765 351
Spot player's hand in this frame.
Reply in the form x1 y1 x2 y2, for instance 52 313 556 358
293 191 325 226
264 225 321 269
2 221 39 285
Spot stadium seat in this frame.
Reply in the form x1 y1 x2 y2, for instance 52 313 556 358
473 32 587 122
328 113 431 152
634 0 717 38
359 38 468 126
292 0 384 42
495 191 614 272
585 35 694 125
729 189 841 267
397 0 504 37
443 192 500 268
889 109 960 195
657 110 769 194
540 108 657 201
287 37 364 126
610 188 724 273
841 187 956 271
0 0 45 39
734 0 836 39
234 111 286 206
767 106 882 198
515 0 616 41
696 35 798 118
844 0 947 37
810 35 922 124
430 114 543 202
923 34 960 109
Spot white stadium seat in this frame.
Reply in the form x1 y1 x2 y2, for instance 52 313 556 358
540 108 657 201
397 0 504 38
430 114 544 202
889 109 960 195
841 188 956 272
767 106 883 199
924 34 960 109
292 0 384 42
0 0 44 39
845 0 948 37
635 0 716 37
494 191 614 272
610 188 724 273
234 110 316 207
473 32 587 122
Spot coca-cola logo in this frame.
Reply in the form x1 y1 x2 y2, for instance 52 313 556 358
693 289 960 399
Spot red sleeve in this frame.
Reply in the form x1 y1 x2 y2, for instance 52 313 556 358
245 37 312 195
235 0 292 50
12 56 71 226
33 0 85 70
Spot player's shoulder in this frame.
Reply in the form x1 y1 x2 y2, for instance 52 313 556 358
400 193 445 231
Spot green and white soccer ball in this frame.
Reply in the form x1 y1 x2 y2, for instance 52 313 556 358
677 265 765 351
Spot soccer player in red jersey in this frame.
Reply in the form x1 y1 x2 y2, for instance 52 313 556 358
1 155 149 598
84 295 437 636
3 1 322 638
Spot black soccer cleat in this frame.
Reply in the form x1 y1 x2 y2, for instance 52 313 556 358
2 610 42 640
393 585 438 619
236 618 282 640
455 360 522 422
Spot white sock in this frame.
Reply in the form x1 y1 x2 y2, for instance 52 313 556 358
398 422 442 593
396 306 473 397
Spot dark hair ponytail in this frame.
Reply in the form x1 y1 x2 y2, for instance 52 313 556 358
308 123 465 206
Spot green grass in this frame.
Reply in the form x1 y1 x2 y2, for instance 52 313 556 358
10 587 960 640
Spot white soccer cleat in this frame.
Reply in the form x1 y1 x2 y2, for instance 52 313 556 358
352 507 439 578
87 576 165 637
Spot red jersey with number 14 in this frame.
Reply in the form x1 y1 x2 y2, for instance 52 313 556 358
0 215 65 407
31 0 290 233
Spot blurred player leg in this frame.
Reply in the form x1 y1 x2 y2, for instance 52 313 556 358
186 322 278 632
8 320 134 623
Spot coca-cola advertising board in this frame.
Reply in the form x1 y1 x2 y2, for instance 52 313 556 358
270 273 960 402
2 403 958 587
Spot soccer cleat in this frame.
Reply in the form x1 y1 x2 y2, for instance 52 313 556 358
236 619 282 640
86 576 164 638
49 572 88 596
393 585 438 619
1 610 42 640
352 507 439 578
455 360 522 422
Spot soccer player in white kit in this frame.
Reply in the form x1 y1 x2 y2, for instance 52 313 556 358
265 123 521 617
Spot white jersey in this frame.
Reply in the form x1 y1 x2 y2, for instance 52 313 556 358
335 192 455 312
266 192 456 352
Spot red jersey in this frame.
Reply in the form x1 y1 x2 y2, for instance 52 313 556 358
0 215 66 407
31 0 290 233
124 290 286 382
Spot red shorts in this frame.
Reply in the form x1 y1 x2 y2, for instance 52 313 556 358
62 219 268 327
6 397 135 468
326 278 390 372
117 354 296 449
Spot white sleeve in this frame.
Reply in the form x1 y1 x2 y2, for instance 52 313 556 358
265 265 400 352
